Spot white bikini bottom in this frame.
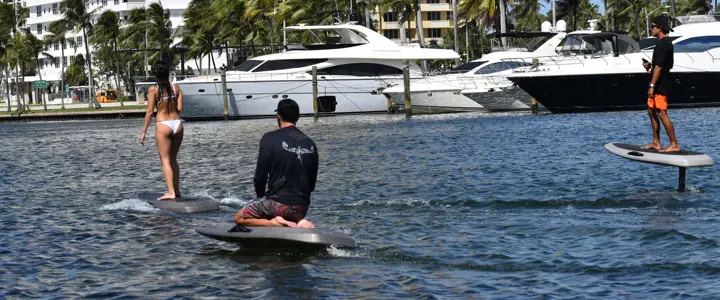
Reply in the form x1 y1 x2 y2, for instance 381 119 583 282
158 120 182 135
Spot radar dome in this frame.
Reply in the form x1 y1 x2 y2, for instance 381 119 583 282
541 21 552 32
556 20 567 32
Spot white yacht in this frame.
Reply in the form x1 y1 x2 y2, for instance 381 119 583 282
381 22 569 114
506 19 720 113
175 23 459 119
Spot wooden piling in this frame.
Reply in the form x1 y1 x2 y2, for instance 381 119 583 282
531 98 538 114
403 66 411 117
312 66 318 120
221 68 229 121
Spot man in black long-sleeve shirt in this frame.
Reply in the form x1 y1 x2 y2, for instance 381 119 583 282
234 99 319 228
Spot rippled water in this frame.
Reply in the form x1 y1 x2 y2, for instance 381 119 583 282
2 109 720 298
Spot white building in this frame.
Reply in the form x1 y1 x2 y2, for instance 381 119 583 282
1 0 227 106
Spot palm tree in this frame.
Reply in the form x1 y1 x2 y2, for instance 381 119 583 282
459 0 510 46
21 28 53 110
179 0 214 74
59 0 99 108
512 0 544 31
45 20 71 109
90 10 123 106
0 2 13 111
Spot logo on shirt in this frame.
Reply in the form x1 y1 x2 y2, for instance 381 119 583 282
282 141 314 165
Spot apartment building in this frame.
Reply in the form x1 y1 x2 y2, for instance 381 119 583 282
375 0 458 45
2 0 225 103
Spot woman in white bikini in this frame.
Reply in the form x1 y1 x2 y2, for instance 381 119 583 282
139 60 184 200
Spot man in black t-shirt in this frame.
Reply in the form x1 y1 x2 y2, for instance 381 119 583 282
641 15 680 152
234 99 319 228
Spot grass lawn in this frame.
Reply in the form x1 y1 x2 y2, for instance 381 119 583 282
0 105 147 115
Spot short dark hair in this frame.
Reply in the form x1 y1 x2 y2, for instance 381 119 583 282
276 99 300 123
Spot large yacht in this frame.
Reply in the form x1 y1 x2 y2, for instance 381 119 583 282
506 18 720 113
381 22 569 113
175 23 459 119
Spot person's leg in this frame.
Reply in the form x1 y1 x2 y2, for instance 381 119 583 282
156 123 176 200
170 123 184 197
658 109 680 152
281 205 314 228
233 198 297 227
641 105 662 150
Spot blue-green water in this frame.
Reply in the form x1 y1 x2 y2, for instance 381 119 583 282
2 110 720 298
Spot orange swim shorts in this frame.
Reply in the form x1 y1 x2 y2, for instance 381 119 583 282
648 94 668 110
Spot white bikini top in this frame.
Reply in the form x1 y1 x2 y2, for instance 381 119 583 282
156 82 177 102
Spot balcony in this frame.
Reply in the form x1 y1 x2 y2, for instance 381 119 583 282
382 21 401 29
423 20 452 28
420 3 451 11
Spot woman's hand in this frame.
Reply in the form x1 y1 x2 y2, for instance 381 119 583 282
139 132 146 145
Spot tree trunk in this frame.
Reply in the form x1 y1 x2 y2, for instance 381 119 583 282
83 26 96 108
114 39 122 106
364 5 371 29
211 49 217 73
60 44 65 109
415 8 425 47
1 62 7 112
14 64 20 110
225 42 230 68
452 0 460 65
399 18 407 45
36 57 47 111
251 29 257 57
499 0 507 47
267 18 275 53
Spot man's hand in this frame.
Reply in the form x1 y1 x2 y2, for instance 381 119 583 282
648 87 655 98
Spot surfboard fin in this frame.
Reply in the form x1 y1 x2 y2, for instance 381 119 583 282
229 225 252 233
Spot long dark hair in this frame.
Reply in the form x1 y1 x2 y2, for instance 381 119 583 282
153 60 174 101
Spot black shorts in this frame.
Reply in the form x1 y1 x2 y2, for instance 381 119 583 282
239 197 308 223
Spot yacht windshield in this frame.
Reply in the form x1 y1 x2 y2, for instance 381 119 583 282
558 34 612 55
285 28 368 51
451 61 487 72
235 60 264 72
526 35 555 52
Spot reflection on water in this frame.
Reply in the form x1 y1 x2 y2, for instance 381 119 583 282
2 109 720 297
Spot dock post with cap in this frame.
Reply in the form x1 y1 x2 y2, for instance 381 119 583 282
403 64 411 117
221 68 229 121
312 66 318 120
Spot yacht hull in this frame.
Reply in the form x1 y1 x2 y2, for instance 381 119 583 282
509 72 720 113
384 90 486 114
462 85 546 112
177 78 394 119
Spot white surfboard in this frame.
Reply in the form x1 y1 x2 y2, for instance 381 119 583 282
604 143 713 168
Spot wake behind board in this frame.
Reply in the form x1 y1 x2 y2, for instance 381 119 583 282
137 192 220 213
604 143 713 192
196 225 357 250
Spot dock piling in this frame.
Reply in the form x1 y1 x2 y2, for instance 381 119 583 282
403 65 411 118
221 68 229 121
531 98 538 114
312 66 318 120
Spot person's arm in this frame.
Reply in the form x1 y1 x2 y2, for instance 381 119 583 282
253 135 272 199
308 147 319 193
175 83 183 112
139 86 156 145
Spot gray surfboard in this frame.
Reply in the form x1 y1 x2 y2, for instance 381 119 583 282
196 226 357 249
604 143 713 168
137 192 220 213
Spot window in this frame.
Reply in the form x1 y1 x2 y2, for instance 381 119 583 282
54 59 59 68
427 0 440 3
315 63 403 77
124 15 128 21
427 28 442 38
234 60 265 72
36 6 41 17
76 37 82 47
384 12 397 22
114 0 119 4
383 29 399 39
66 39 72 49
36 24 42 34
64 57 68 67
474 61 532 75
252 59 327 72
102 0 107 5
427 12 441 21
52 3 57 14
451 61 487 72
54 42 59 50
674 36 720 52
447 11 454 21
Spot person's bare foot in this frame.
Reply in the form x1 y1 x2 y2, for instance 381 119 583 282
157 193 177 200
297 219 315 228
659 144 680 153
273 216 298 227
641 142 662 150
